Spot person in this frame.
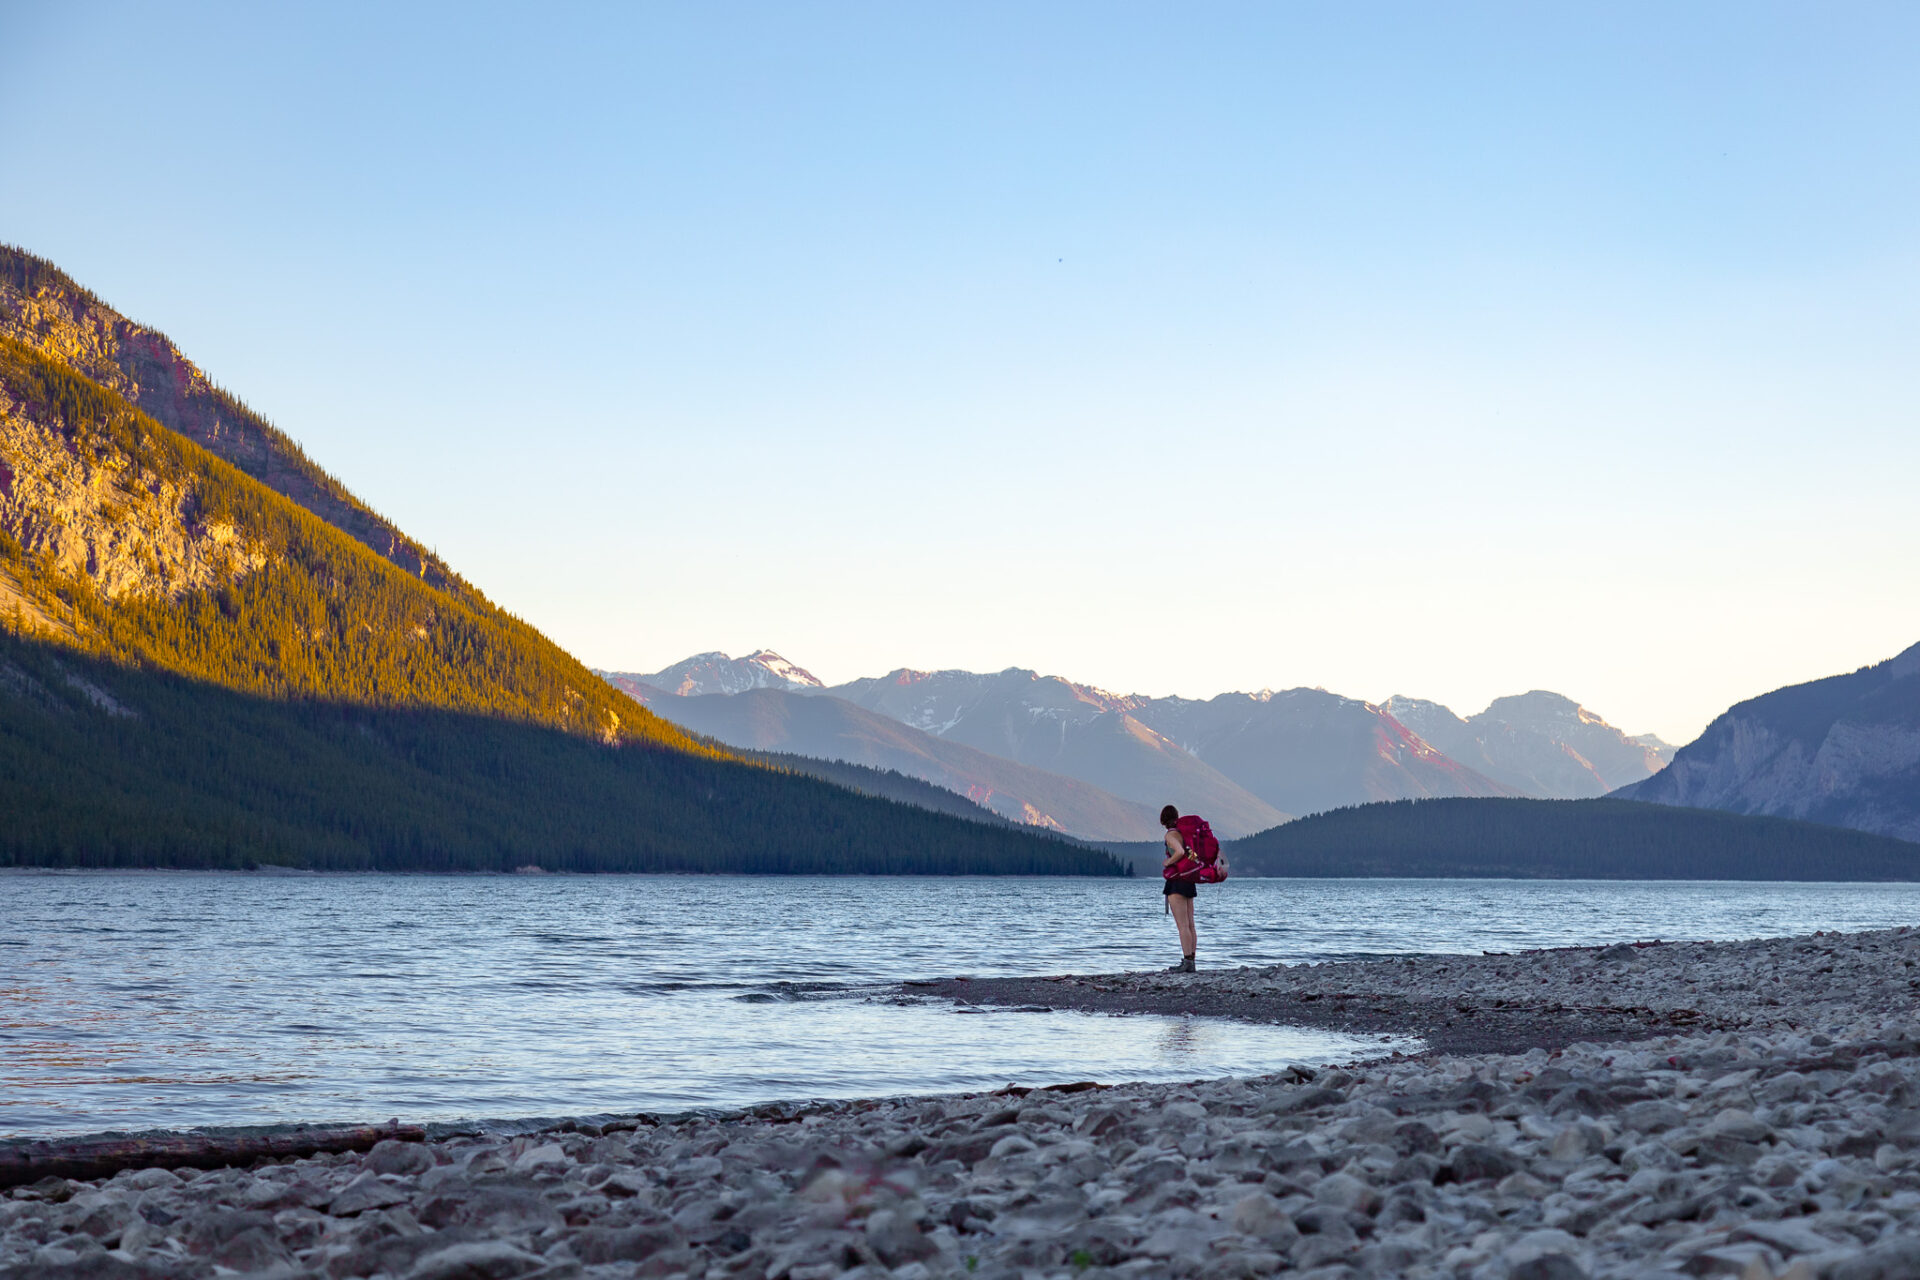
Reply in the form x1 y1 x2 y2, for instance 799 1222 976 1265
1161 804 1197 972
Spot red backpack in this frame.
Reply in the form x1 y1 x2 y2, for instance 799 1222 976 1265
1165 815 1227 884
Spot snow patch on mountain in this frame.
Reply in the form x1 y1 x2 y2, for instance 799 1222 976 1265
610 650 823 698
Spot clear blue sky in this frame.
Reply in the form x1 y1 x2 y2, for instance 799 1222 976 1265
4 2 1916 742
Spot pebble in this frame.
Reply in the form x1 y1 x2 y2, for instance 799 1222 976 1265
7 926 1920 1278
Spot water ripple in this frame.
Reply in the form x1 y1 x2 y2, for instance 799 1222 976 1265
4 872 1918 1137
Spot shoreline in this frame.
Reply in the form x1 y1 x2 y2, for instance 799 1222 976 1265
908 964 1695 1060
8 928 1920 1279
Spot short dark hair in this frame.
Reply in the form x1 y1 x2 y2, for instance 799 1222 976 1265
1159 805 1179 828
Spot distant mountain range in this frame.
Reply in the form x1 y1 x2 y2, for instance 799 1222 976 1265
603 650 1678 840
635 649 824 697
1128 688 1519 814
618 686 1167 839
1383 691 1675 798
1619 642 1920 843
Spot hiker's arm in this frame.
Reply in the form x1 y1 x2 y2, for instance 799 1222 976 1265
1164 829 1185 864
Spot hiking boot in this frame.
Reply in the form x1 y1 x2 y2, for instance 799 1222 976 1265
1167 955 1195 974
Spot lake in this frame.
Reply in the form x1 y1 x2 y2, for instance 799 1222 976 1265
5 873 1919 1138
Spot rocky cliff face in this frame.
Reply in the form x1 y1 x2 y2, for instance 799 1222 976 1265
0 307 670 750
0 247 470 600
0 372 265 618
1620 644 1920 842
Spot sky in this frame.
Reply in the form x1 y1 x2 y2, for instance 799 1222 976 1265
3 2 1916 744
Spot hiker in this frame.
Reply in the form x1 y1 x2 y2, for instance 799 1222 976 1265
1161 804 1199 972
1160 805 1227 972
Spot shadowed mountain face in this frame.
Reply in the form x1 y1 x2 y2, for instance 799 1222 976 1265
1133 688 1518 815
822 667 1288 838
1619 643 1920 842
1383 691 1674 799
635 686 1168 840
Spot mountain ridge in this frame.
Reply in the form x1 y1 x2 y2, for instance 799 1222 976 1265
1382 690 1674 799
629 684 1172 840
0 246 471 600
610 649 1672 828
1618 642 1920 842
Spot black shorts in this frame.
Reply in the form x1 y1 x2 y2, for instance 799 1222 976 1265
1163 879 1196 899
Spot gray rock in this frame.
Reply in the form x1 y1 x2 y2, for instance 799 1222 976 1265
1731 1219 1842 1256
417 1185 565 1234
329 1169 411 1216
1830 1238 1920 1280
1510 1255 1588 1280
1445 1144 1523 1183
1622 1101 1689 1133
207 1225 292 1273
366 1138 437 1176
406 1240 547 1280
1312 1171 1378 1215
864 1207 937 1266
1230 1192 1299 1246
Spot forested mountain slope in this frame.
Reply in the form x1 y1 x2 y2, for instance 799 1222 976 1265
0 252 1119 875
1618 643 1920 842
0 333 671 744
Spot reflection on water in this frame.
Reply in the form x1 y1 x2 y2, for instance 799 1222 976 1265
4 873 1919 1138
1156 1018 1200 1057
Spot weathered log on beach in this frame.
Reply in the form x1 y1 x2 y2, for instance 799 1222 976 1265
0 1121 424 1189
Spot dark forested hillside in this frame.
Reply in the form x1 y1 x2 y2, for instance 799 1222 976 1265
0 631 1123 874
1228 797 1920 880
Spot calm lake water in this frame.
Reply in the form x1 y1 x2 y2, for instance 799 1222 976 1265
6 873 1920 1139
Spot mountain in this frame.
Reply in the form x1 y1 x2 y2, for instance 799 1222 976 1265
1381 691 1674 799
1225 797 1920 880
0 249 470 600
821 667 1289 837
636 685 1168 840
0 246 1119 875
1618 643 1920 842
1130 688 1517 815
606 649 823 698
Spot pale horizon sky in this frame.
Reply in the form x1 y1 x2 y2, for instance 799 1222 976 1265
4 2 1917 744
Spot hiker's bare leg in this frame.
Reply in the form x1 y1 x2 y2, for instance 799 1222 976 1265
1170 895 1196 957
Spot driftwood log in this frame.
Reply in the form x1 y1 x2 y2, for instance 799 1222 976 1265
0 1121 425 1190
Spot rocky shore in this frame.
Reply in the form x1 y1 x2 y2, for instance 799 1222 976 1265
9 928 1920 1280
